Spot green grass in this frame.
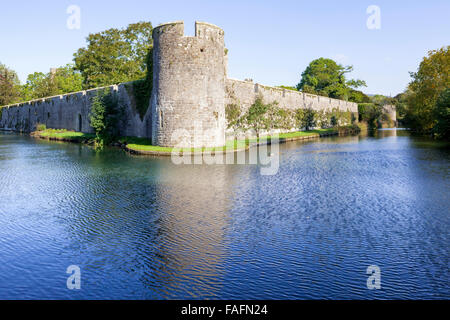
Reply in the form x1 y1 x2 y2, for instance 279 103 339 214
33 128 95 142
32 125 359 154
277 128 337 139
120 136 248 153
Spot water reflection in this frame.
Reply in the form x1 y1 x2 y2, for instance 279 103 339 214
0 130 449 299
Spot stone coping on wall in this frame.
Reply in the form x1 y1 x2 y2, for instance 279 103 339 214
0 83 131 109
1 78 357 111
226 77 358 110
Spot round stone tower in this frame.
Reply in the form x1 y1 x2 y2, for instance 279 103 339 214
151 21 226 148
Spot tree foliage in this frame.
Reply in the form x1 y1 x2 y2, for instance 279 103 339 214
358 103 383 130
128 48 153 120
74 22 153 89
433 88 450 139
404 46 450 134
300 108 317 131
225 103 242 137
245 96 273 137
0 63 21 105
21 64 83 100
89 89 125 147
297 58 366 100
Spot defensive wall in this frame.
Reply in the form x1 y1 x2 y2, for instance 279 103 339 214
0 21 359 148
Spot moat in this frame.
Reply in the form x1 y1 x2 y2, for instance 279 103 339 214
0 129 448 299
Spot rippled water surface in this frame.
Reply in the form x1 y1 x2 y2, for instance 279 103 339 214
0 130 449 299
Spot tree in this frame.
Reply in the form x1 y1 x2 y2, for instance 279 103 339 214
53 64 83 94
348 89 371 103
302 108 316 131
245 96 272 138
21 72 53 100
433 88 450 140
225 103 242 139
294 107 316 131
358 103 383 129
297 58 366 100
21 64 82 100
89 89 125 147
405 46 450 133
74 22 153 89
0 63 21 105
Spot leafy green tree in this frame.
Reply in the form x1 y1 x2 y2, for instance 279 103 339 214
295 108 305 129
371 94 395 106
21 72 53 99
53 64 83 94
297 58 366 100
348 89 371 103
405 46 450 133
245 96 272 138
433 88 450 140
0 63 21 105
74 22 153 89
294 107 317 130
89 89 125 147
302 108 316 131
21 64 82 100
225 103 242 139
358 103 383 129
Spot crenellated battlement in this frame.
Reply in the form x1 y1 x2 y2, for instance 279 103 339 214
152 21 224 43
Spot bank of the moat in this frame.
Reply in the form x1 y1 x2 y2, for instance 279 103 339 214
29 123 362 156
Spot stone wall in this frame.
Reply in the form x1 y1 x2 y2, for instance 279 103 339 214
0 84 151 138
226 78 358 115
151 21 226 148
0 20 360 147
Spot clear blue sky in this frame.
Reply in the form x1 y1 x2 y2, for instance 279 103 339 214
1 0 449 96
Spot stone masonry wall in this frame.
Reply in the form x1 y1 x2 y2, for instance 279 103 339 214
151 21 226 148
226 78 358 116
0 21 360 148
0 84 151 138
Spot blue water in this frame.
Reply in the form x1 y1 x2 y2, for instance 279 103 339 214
0 129 448 299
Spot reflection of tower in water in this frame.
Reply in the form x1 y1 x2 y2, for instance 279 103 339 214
152 163 234 299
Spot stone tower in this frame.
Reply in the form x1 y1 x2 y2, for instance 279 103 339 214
151 21 226 148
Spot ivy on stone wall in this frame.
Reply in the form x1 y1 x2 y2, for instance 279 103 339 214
89 88 125 148
226 96 355 138
126 48 153 121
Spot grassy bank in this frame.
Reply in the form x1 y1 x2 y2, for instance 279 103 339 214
32 124 361 155
120 137 249 155
31 128 95 143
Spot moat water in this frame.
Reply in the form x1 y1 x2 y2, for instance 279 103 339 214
0 129 448 299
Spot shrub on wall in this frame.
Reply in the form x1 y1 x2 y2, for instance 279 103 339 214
358 103 383 129
89 89 125 147
225 103 242 138
300 108 317 131
244 96 273 138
